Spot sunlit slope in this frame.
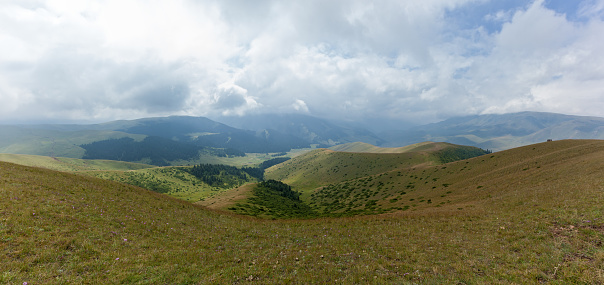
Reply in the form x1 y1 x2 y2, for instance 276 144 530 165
265 142 488 194
0 153 262 202
310 139 604 215
0 126 145 158
265 149 432 194
329 141 447 153
80 166 260 202
0 153 154 172
0 161 253 283
196 183 255 210
2 144 604 283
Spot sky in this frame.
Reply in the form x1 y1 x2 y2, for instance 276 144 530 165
1 0 603 125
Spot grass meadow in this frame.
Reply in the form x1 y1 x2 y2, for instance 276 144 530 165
1 140 604 283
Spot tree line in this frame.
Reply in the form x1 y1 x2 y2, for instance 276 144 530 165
186 164 264 187
81 137 200 166
81 136 247 166
435 146 493 164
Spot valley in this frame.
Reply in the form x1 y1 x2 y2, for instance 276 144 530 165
2 112 603 164
1 139 603 283
4 1 604 283
1 113 603 283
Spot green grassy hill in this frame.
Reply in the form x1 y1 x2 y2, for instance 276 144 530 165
308 139 604 216
265 142 489 196
328 141 447 153
265 149 429 195
0 126 145 158
1 140 604 283
0 153 154 172
81 166 261 202
0 154 264 202
231 140 604 218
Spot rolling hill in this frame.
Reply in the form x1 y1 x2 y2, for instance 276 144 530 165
0 152 269 202
80 164 261 202
265 142 490 196
308 139 604 216
0 125 145 158
222 140 603 219
2 139 604 283
0 153 154 172
329 141 471 153
0 153 267 203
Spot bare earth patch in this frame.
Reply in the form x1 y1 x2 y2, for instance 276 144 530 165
196 183 255 210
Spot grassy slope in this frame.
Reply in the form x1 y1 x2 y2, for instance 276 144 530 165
265 149 435 197
0 154 257 202
0 127 145 158
1 140 604 283
0 154 154 172
309 140 604 216
328 141 445 153
0 151 278 170
80 167 260 203
265 142 480 197
196 183 255 210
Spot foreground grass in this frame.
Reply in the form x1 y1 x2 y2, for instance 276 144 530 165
1 141 604 283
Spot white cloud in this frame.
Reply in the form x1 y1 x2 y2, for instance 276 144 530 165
0 0 603 124
292 99 309 113
208 82 260 116
484 10 513 23
578 0 604 18
465 0 604 118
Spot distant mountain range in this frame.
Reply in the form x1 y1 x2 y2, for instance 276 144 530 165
0 111 602 164
0 116 311 164
214 113 385 147
380 111 604 151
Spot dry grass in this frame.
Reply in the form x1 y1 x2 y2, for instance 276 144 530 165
1 140 603 284
265 148 441 197
196 183 255 210
0 154 154 172
328 141 447 153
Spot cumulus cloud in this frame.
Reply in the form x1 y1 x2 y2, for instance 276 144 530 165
0 0 603 124
292 99 309 113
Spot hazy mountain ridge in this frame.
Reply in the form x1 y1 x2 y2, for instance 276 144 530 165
95 116 311 153
381 111 604 151
214 113 385 146
0 125 146 158
0 116 310 161
1 112 602 161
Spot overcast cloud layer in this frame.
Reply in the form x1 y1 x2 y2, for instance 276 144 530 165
1 0 603 124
